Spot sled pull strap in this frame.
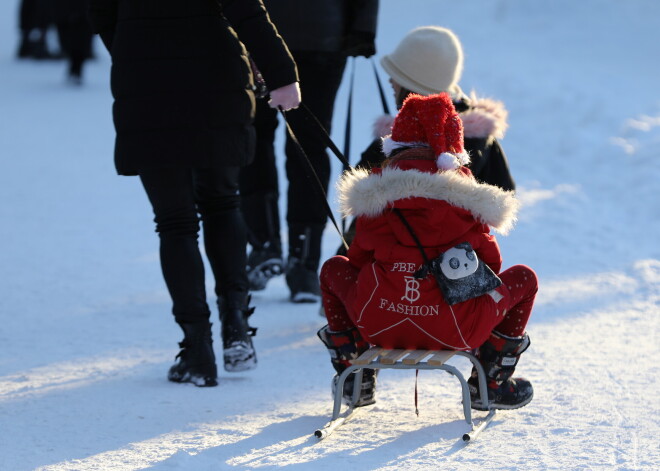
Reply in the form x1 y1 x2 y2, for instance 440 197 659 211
371 57 391 115
279 108 349 251
415 369 420 417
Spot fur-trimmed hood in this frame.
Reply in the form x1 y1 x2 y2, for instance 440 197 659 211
338 166 519 235
372 94 509 140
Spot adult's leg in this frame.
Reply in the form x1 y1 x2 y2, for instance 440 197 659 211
139 167 216 386
195 166 256 372
238 100 284 290
194 166 248 298
238 99 281 248
17 0 51 59
61 13 93 83
139 167 210 323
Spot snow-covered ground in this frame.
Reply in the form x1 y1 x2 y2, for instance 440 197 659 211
1 1 659 470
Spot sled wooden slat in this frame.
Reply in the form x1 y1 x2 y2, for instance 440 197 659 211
427 350 457 366
402 349 431 365
380 349 411 364
351 347 383 366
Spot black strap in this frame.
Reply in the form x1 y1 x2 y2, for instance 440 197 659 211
343 57 355 172
341 59 355 232
415 369 420 417
279 108 349 251
371 57 391 115
299 103 351 169
392 208 432 279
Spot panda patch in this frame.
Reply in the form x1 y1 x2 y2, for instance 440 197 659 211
439 245 479 280
429 242 502 305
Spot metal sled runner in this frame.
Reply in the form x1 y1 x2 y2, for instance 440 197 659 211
314 347 497 442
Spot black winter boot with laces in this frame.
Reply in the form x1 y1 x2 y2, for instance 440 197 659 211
168 321 218 387
219 291 257 372
468 331 533 410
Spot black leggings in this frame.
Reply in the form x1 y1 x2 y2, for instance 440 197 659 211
139 166 248 323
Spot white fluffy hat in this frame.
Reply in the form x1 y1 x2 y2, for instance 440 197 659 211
380 26 464 96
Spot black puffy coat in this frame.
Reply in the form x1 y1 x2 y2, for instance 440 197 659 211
88 0 298 175
54 0 88 22
263 0 379 53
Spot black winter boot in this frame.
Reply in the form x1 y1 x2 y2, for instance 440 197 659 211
286 224 324 303
168 321 218 387
246 239 284 291
317 325 377 407
20 29 53 60
219 292 257 372
243 192 284 291
17 30 32 58
468 331 533 410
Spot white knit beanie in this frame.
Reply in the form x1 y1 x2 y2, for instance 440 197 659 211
380 26 464 96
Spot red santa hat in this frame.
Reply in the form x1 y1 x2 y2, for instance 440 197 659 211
381 93 470 170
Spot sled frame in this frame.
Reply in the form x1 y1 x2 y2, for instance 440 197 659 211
314 347 497 442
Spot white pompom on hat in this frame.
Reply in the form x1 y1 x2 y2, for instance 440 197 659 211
380 26 464 96
382 93 470 171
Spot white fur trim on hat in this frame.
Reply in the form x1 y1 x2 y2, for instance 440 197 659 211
437 153 459 170
456 150 471 165
381 136 430 157
436 151 470 170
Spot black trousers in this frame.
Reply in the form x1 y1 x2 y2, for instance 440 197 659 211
57 14 93 75
19 0 50 31
239 51 347 240
139 166 248 324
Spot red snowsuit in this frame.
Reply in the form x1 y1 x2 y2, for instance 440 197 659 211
321 156 536 350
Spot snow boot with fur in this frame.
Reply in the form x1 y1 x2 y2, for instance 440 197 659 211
468 331 533 410
168 321 218 387
317 325 377 407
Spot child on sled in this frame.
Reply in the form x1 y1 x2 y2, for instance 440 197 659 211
318 93 538 411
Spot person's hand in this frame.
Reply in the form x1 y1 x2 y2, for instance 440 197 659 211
268 82 301 111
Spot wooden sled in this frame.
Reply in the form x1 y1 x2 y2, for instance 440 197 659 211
314 347 497 442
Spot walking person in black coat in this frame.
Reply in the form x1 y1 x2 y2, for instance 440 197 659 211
239 0 379 303
88 0 300 387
